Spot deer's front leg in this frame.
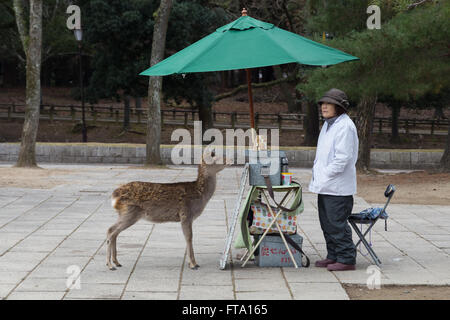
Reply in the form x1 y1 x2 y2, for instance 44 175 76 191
181 215 199 270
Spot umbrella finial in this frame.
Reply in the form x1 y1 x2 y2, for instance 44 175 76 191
241 8 248 16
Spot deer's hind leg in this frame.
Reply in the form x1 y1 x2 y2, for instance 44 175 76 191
181 215 199 270
107 205 143 270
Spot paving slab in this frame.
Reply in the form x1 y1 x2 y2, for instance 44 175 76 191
0 163 448 300
121 291 177 300
179 285 235 300
6 291 66 300
235 290 292 300
290 282 349 300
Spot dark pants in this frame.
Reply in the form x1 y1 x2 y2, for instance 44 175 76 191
318 194 356 265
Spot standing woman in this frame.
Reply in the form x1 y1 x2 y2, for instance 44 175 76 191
309 88 359 271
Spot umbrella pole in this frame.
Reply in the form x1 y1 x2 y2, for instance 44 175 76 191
246 68 255 129
246 68 258 149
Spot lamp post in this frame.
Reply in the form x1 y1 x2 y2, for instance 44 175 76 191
74 28 87 142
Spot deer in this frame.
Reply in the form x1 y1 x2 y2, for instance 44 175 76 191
106 150 229 270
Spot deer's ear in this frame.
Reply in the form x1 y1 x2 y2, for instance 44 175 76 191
202 147 214 164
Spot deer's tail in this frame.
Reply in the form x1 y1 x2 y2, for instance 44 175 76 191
111 189 123 210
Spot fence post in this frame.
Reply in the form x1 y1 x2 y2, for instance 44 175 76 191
255 112 259 130
115 110 119 123
70 106 75 121
161 110 164 127
431 119 435 135
277 113 282 133
49 105 54 123
7 105 11 121
213 111 217 122
184 112 188 127
231 112 236 129
379 118 382 133
405 119 409 134
172 108 176 120
137 110 141 124
109 106 113 118
135 97 142 120
93 110 97 125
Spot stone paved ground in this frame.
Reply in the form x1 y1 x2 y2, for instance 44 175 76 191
0 163 449 300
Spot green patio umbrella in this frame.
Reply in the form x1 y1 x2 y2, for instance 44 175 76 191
140 9 359 129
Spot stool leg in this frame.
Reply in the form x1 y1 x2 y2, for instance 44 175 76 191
354 221 377 248
261 192 298 268
350 221 382 267
239 249 249 262
242 190 296 268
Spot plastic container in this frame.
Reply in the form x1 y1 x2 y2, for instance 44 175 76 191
254 234 303 267
281 172 292 185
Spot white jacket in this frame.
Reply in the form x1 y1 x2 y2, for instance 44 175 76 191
308 114 359 196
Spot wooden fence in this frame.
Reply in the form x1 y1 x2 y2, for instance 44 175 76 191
0 102 448 135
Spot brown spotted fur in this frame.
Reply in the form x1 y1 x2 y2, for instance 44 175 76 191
106 156 227 270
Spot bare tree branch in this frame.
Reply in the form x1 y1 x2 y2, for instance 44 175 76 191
13 0 29 52
214 77 292 101
407 0 432 10
16 52 26 63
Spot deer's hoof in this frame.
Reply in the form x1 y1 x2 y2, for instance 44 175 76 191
107 264 117 271
189 264 200 270
114 262 122 267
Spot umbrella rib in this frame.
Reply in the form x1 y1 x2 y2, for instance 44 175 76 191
140 31 223 76
262 29 301 65
140 17 359 76
265 28 358 66
171 32 225 74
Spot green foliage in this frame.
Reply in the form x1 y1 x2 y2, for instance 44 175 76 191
410 87 450 112
305 0 371 37
42 1 77 60
0 0 20 59
166 0 228 51
370 0 439 13
163 0 229 107
1 0 77 60
297 1 450 106
82 0 157 102
83 0 229 105
239 0 308 34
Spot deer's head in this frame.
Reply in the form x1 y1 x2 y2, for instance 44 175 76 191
201 147 233 175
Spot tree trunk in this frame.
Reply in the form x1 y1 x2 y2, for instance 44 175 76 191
15 0 43 167
356 95 377 172
146 0 173 166
390 102 400 143
221 71 229 89
303 100 320 146
198 88 213 135
434 105 447 119
440 119 450 172
273 65 298 112
123 95 130 131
